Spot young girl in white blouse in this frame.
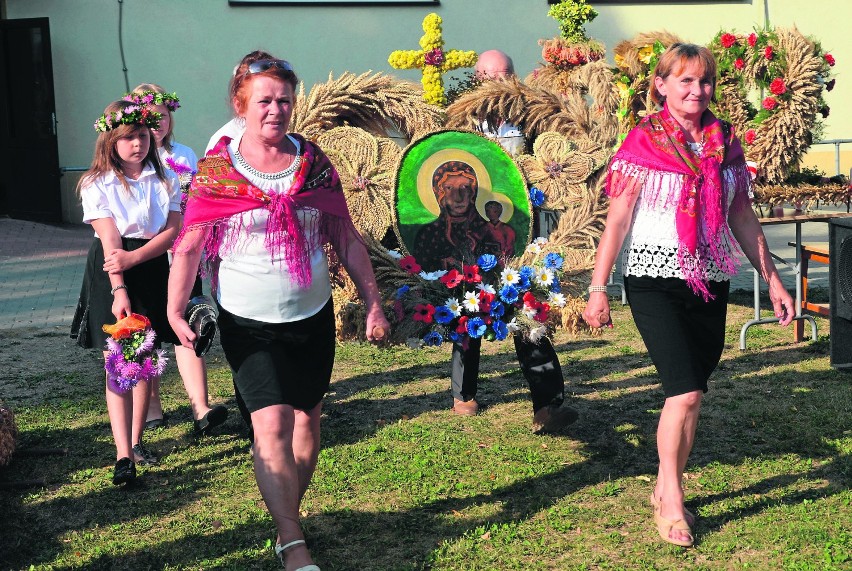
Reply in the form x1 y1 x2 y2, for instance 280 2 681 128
71 99 181 485
126 84 227 436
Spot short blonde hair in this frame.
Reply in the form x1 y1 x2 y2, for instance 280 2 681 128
650 43 718 108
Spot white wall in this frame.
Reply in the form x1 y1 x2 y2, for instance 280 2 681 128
6 0 851 221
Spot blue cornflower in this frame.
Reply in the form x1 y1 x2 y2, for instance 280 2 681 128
544 252 564 270
519 265 535 279
529 186 545 207
423 331 444 346
395 285 410 299
490 301 505 318
499 284 519 304
550 279 562 293
492 319 509 341
517 275 531 290
448 331 462 343
477 253 498 272
433 305 455 325
466 317 486 339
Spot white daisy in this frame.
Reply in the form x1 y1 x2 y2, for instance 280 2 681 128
445 298 462 317
500 266 520 286
535 268 555 287
386 249 403 259
476 283 496 294
419 270 447 281
522 304 538 319
535 236 548 246
548 292 566 307
506 318 520 333
529 326 547 343
526 242 542 254
463 291 481 313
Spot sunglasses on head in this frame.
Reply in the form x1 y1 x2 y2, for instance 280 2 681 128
245 59 294 76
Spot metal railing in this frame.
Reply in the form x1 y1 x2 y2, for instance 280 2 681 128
812 138 852 177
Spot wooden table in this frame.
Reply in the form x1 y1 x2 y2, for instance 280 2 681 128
739 211 852 350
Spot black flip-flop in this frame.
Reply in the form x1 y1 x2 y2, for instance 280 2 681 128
194 405 228 436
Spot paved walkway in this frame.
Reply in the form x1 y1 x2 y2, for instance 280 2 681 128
0 213 838 331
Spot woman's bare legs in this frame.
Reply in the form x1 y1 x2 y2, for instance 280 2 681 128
251 402 322 570
655 390 702 543
174 344 216 421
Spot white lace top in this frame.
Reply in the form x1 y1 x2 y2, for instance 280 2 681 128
617 143 748 282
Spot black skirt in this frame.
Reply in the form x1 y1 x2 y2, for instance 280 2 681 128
71 237 180 349
625 275 729 397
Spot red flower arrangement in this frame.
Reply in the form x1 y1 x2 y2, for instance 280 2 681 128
769 77 787 95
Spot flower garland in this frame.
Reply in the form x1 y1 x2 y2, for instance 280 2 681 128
390 238 568 347
612 40 666 140
93 104 161 133
123 90 181 111
710 27 835 151
102 313 167 393
388 13 477 106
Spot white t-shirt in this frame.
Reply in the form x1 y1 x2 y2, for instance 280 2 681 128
80 165 180 238
480 120 526 157
216 134 332 323
158 141 198 172
205 119 244 154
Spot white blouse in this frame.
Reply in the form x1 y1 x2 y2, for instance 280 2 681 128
618 151 746 282
158 142 198 172
80 165 180 238
215 134 332 323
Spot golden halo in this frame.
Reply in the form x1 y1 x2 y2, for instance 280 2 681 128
416 148 513 221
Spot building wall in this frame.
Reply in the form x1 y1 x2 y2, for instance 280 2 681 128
6 0 850 222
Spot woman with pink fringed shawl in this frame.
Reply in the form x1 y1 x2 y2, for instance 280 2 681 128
583 43 794 548
166 51 389 571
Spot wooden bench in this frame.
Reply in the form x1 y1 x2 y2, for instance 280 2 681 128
788 241 830 341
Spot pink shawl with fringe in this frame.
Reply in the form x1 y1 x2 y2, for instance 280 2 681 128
607 105 752 300
173 135 355 289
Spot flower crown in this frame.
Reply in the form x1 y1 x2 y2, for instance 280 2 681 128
93 104 161 133
123 90 181 111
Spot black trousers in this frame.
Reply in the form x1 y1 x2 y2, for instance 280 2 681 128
451 335 565 413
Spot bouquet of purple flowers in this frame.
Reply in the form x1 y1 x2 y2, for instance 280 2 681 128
102 313 167 393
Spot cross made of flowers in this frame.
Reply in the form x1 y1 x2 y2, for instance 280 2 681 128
388 13 477 107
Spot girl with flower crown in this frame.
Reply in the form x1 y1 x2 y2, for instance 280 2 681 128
71 99 182 486
126 83 228 436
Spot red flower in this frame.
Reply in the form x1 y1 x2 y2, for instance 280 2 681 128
769 77 786 95
533 303 551 323
825 53 836 67
734 58 745 70
720 33 737 49
439 269 463 288
764 46 774 60
747 33 757 47
399 255 421 274
455 315 469 334
462 264 481 283
522 291 537 305
478 291 495 313
413 303 435 324
762 96 777 110
744 129 756 145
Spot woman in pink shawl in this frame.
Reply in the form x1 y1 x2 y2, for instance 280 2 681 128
583 44 794 547
167 51 389 570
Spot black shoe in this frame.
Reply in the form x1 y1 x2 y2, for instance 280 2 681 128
194 404 228 436
132 443 159 466
145 415 167 430
112 457 136 485
532 404 579 435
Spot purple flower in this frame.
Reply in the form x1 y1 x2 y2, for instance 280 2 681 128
424 48 445 66
466 317 486 339
434 305 455 324
529 186 545 207
423 331 444 346
493 319 509 341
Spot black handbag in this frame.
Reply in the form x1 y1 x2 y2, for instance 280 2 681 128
184 295 218 357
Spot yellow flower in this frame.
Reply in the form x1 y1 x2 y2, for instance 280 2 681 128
638 45 655 65
614 53 626 69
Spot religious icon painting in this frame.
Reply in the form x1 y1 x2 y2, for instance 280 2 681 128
393 130 532 273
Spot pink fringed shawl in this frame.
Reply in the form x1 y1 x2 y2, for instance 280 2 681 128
607 105 752 300
173 135 356 289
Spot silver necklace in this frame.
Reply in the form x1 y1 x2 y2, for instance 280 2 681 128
233 144 301 180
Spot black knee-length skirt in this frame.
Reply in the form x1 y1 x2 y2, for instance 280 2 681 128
625 275 730 397
71 237 184 349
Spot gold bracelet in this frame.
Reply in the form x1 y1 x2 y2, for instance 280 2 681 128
587 285 608 294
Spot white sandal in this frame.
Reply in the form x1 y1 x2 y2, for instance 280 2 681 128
274 539 321 571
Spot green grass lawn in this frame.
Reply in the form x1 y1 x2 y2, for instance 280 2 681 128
1 290 850 570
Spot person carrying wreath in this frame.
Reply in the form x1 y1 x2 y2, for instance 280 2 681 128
167 51 389 570
583 43 794 547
